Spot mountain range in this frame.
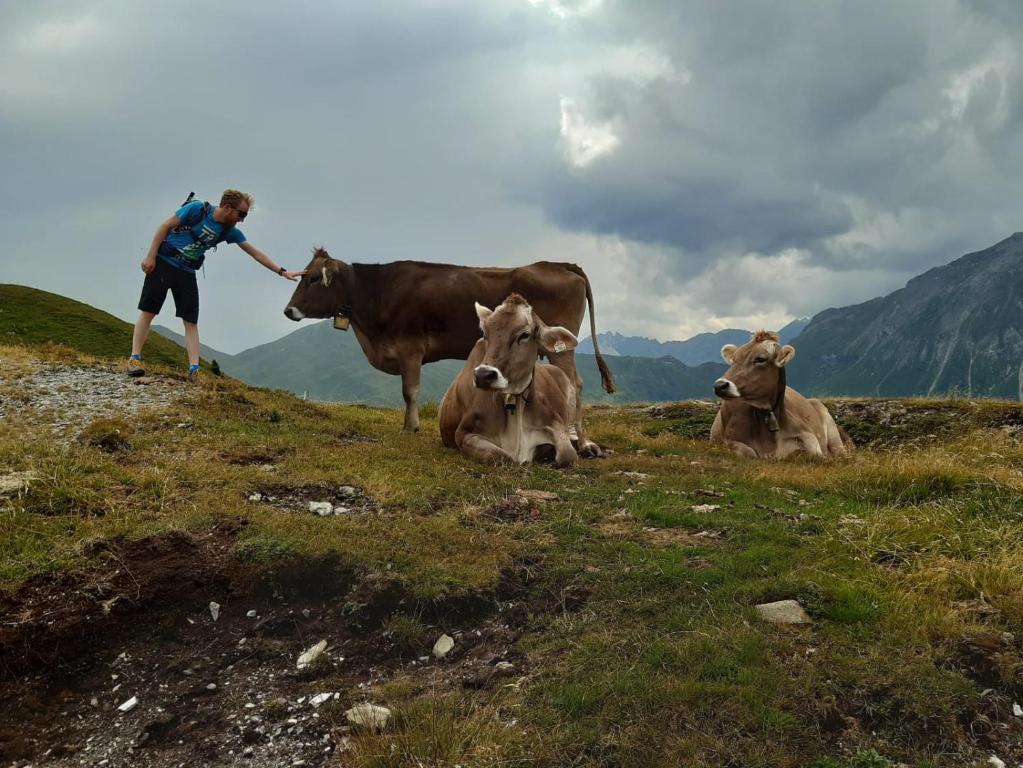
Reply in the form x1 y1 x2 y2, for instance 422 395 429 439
220 319 724 406
577 318 808 365
788 232 1023 399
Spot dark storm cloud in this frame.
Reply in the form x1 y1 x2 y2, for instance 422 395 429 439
2 0 1021 350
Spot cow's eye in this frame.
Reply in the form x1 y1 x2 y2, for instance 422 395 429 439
754 356 767 364
518 332 531 343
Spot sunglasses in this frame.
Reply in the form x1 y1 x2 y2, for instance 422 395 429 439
235 207 249 221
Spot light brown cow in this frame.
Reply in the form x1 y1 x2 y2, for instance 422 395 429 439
283 249 615 453
439 294 579 466
710 331 852 459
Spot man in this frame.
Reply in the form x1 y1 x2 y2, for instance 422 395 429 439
127 189 305 378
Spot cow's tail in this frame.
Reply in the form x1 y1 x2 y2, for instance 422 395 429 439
565 264 617 394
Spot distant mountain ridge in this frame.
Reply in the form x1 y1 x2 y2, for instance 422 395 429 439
578 318 808 365
789 233 1023 399
224 319 725 406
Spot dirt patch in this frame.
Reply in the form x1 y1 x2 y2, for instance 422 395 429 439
219 447 291 466
0 530 571 767
248 483 379 516
479 497 542 524
334 429 381 446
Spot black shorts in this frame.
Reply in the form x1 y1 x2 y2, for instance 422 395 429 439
138 258 200 324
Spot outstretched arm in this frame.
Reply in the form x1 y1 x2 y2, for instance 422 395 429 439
238 241 306 281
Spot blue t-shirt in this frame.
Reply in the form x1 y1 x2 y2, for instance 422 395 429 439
159 200 247 272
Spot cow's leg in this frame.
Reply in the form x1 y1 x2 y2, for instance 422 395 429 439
550 426 578 468
786 432 823 459
547 351 603 458
460 433 514 464
724 440 759 458
399 356 423 433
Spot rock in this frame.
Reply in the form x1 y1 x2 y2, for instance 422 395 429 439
988 756 1006 768
207 683 218 691
209 602 221 622
338 485 359 498
248 493 262 502
1013 703 1022 717
333 505 350 515
755 600 812 624
308 501 333 516
344 703 391 730
117 696 138 713
0 471 33 496
433 633 455 659
691 504 721 513
309 693 335 708
613 471 650 480
297 640 328 670
514 489 559 503
247 610 257 618
495 661 514 671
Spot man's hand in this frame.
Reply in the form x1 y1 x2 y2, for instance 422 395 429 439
282 270 306 281
142 255 157 274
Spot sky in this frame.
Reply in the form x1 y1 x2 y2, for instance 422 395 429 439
2 0 1021 354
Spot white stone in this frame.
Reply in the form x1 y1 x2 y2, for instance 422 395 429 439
495 661 514 671
1013 702 1022 717
209 602 220 622
248 493 262 502
309 501 333 516
117 696 138 713
754 600 812 624
432 633 455 659
297 640 328 670
344 703 391 730
987 756 1006 768
309 693 335 708
247 610 257 618
691 504 721 513
333 506 350 515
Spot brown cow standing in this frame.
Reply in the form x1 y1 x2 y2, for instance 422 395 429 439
710 330 852 459
439 294 579 466
283 249 615 452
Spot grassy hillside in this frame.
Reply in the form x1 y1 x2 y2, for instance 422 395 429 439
0 284 198 370
2 342 1021 766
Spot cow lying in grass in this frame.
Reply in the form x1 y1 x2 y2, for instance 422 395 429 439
439 294 580 467
711 331 852 459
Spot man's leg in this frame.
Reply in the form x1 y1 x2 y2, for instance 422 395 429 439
131 311 157 357
182 321 200 368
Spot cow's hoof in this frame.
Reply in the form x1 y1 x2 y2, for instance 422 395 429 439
578 440 605 459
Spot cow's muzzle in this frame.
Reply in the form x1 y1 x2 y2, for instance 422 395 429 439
473 365 508 390
714 378 741 399
284 306 305 321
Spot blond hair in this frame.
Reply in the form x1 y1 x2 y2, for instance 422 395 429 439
220 189 254 209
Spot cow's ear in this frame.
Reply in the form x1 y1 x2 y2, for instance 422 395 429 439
775 345 796 367
721 344 737 364
539 325 578 354
475 302 493 331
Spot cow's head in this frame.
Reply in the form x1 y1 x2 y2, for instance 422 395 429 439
714 330 795 410
472 294 577 393
284 247 348 321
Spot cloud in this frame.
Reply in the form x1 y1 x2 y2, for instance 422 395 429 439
559 97 620 167
1 0 1021 355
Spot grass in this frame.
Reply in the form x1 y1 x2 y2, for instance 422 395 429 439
0 284 207 370
2 342 1023 766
